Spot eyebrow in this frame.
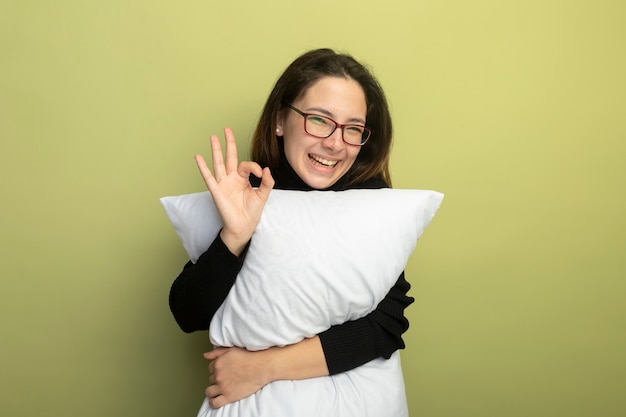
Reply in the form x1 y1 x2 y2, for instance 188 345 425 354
305 107 366 125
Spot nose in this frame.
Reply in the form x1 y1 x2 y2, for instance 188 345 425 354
321 127 345 151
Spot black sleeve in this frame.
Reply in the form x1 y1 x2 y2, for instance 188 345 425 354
168 233 250 333
318 272 414 375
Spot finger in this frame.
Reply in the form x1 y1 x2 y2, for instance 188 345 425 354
195 154 217 190
209 395 227 409
205 384 221 399
257 167 275 200
210 134 226 179
204 347 227 361
223 127 238 174
237 161 264 180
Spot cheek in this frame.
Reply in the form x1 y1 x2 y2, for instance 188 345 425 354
347 147 361 165
282 136 305 168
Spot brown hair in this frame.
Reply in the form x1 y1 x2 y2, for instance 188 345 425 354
251 48 393 186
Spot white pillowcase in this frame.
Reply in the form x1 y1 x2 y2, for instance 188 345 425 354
160 188 443 417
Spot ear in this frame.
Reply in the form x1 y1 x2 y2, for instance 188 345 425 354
275 110 285 135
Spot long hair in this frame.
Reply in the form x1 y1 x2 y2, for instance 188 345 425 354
251 48 393 187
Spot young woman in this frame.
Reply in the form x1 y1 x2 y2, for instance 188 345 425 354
169 48 414 411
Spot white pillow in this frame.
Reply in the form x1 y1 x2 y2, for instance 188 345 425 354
160 188 443 417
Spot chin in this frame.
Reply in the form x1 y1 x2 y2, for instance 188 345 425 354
303 176 338 190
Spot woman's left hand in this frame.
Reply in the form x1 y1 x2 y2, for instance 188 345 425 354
203 347 271 408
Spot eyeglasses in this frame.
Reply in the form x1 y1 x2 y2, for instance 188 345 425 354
287 105 372 146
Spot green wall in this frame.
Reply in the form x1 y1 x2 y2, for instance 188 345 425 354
1 1 625 416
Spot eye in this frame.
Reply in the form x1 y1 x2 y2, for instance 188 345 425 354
307 115 331 126
345 125 365 134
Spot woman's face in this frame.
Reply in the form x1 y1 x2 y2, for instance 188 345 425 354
277 76 366 189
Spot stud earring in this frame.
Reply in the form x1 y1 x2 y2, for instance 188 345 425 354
276 128 280 134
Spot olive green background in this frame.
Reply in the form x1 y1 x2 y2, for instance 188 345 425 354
1 1 624 416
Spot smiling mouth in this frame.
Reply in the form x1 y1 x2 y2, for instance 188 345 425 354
309 154 338 168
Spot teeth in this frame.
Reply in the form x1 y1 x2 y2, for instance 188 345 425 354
310 154 337 167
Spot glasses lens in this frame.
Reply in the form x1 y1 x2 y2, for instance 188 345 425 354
343 126 367 145
305 115 334 137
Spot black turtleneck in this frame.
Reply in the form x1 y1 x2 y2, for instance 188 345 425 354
168 152 414 375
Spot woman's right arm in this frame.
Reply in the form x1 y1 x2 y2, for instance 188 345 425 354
168 233 250 333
